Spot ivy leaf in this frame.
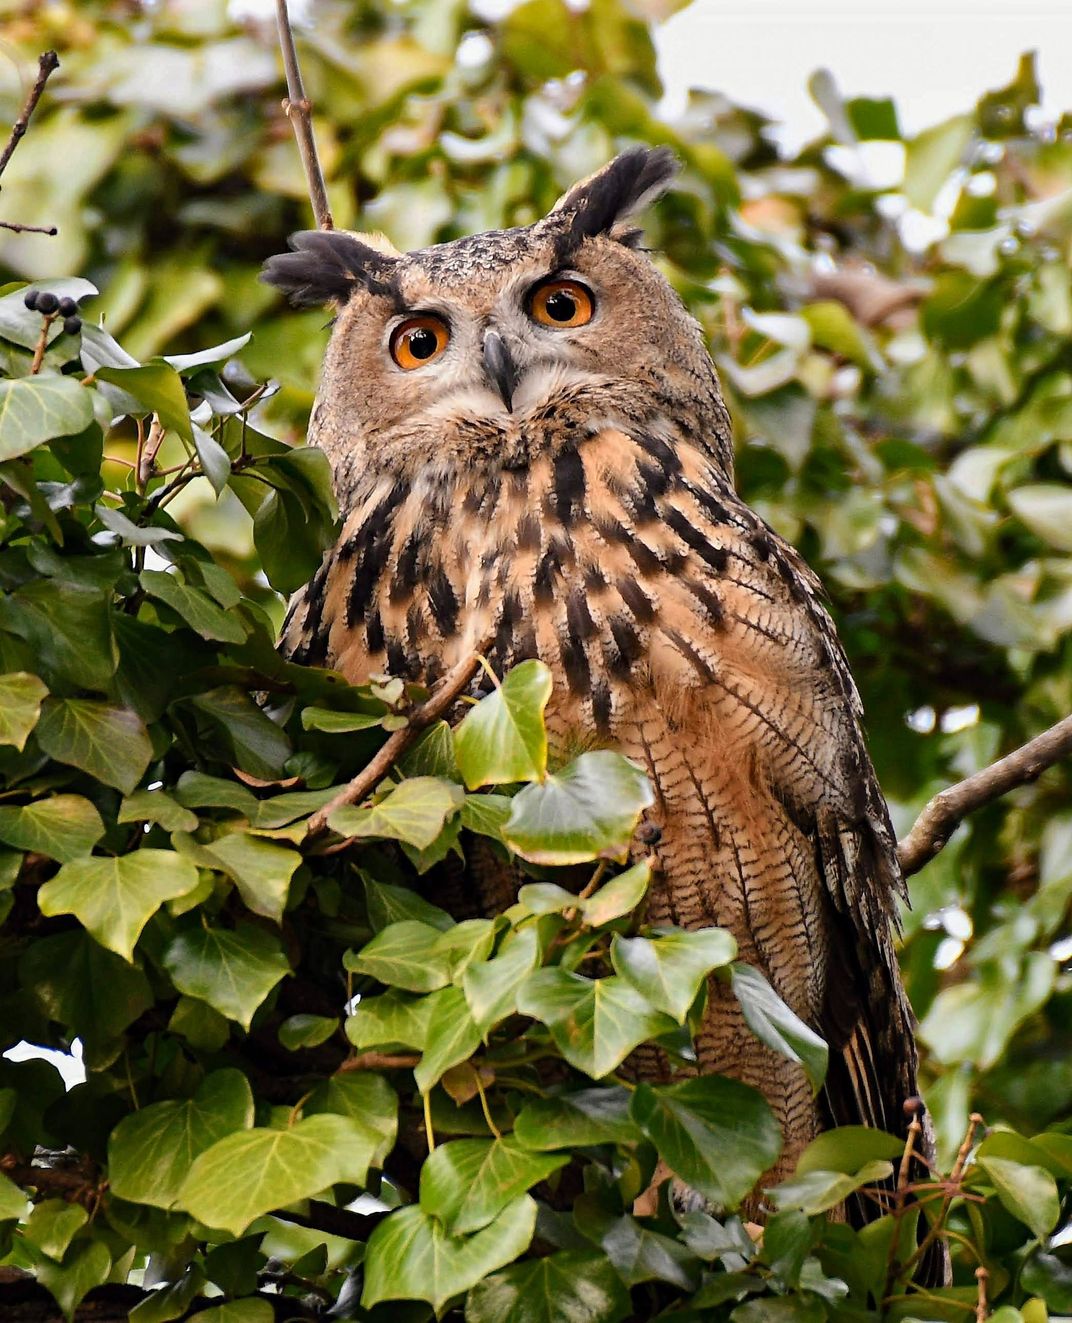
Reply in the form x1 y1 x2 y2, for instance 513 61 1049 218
35 697 152 796
361 1196 537 1312
0 671 48 749
162 922 290 1029
580 860 652 927
278 1014 337 1051
465 1250 631 1323
328 777 464 849
94 503 183 546
727 963 829 1092
0 794 104 863
630 1076 782 1210
38 849 201 961
504 751 653 865
0 374 95 461
363 875 454 933
0 1171 27 1221
453 659 552 788
612 928 737 1021
164 332 252 372
305 1074 398 1169
420 1137 568 1235
140 568 248 644
179 1303 273 1323
118 788 199 834
95 362 193 441
793 1126 904 1176
108 1069 254 1208
23 1199 87 1260
20 931 152 1044
34 1240 111 1323
976 1156 1060 1237
517 969 676 1077
2 581 117 690
463 926 541 1029
413 986 484 1093
200 832 301 924
347 920 454 993
346 989 434 1052
301 706 384 733
178 1114 380 1237
768 1159 895 1216
514 1087 640 1150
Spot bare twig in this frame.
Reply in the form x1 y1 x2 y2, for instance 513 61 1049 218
0 50 59 183
898 713 1072 877
0 220 56 235
137 417 166 490
273 0 333 230
307 649 486 836
29 315 51 374
975 1265 989 1322
338 1051 420 1073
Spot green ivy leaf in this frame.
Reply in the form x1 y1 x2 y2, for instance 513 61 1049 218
35 697 152 796
579 860 652 927
793 1126 904 1176
301 706 384 733
328 777 464 849
463 926 541 1029
177 1302 273 1323
3 581 117 691
630 1076 782 1210
0 794 104 863
454 659 552 789
612 927 737 1021
0 374 95 461
200 831 301 924
108 1069 254 1208
504 751 653 865
305 1074 398 1169
347 920 454 993
346 989 435 1052
363 875 454 933
118 788 199 834
361 1195 537 1312
0 1171 27 1221
420 1137 568 1234
0 671 48 749
727 963 828 1092
178 1114 382 1237
34 1240 111 1323
162 922 290 1029
414 986 485 1093
20 931 152 1044
976 1156 1060 1237
140 568 248 644
513 1087 640 1150
164 332 252 372
23 1199 87 1260
768 1159 894 1216
95 362 193 441
466 1249 630 1323
517 969 676 1077
278 1013 338 1051
38 849 201 961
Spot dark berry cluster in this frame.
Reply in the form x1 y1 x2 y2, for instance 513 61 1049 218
23 288 82 336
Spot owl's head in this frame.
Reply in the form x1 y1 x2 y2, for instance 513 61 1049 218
262 148 728 479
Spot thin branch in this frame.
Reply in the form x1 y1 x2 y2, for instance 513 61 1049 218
338 1051 420 1073
307 648 487 836
274 0 333 230
0 50 59 183
0 220 56 235
897 713 1072 877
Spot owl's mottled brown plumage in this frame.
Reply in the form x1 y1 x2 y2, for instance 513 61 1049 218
264 148 923 1210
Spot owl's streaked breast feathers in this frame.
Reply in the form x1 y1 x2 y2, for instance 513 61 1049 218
264 147 925 1220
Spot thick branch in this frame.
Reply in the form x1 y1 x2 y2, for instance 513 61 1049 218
273 0 333 230
0 50 59 183
307 649 485 836
897 713 1072 877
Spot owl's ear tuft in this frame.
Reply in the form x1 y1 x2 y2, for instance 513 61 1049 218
261 230 399 307
550 146 679 242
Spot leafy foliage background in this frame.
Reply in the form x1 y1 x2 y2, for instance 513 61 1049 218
1 0 1072 1319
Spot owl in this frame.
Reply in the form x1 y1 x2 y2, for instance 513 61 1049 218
264 148 923 1214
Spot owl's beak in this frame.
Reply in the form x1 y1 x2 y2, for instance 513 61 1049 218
482 330 518 413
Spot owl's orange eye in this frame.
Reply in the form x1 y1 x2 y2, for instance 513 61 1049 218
528 279 595 329
390 316 450 370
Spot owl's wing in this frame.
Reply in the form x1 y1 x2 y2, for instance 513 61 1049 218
560 425 921 1144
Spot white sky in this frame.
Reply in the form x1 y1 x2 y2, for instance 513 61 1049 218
656 0 1072 148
